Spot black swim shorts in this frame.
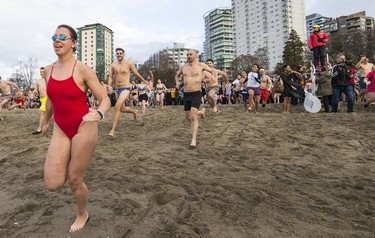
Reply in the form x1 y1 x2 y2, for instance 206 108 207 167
183 91 201 111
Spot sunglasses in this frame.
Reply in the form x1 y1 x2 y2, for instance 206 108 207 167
52 34 72 41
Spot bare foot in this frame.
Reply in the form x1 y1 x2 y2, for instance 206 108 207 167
200 108 206 119
190 141 197 148
133 110 139 120
69 212 89 233
108 130 115 137
213 106 222 113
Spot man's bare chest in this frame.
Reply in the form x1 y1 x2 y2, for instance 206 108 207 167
114 65 131 75
183 66 203 78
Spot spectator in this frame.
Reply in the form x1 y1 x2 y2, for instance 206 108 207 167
308 25 329 70
315 68 332 112
331 54 355 113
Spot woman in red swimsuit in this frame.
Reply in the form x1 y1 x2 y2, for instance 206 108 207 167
41 24 110 233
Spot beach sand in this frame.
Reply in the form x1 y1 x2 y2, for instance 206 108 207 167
0 103 374 238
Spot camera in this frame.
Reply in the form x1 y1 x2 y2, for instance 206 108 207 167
345 60 353 66
338 60 352 67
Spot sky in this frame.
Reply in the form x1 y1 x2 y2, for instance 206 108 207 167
0 0 374 80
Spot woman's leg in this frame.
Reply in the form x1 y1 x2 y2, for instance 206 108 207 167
44 124 72 191
247 90 255 111
254 95 260 112
160 93 165 108
68 122 98 232
142 100 146 113
283 96 291 113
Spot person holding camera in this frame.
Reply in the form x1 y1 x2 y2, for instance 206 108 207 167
308 25 329 70
331 54 355 113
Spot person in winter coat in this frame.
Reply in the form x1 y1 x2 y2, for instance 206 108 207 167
315 68 332 112
308 25 329 70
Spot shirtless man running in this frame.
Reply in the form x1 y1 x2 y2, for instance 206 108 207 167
259 68 273 108
108 48 147 137
203 59 228 112
175 49 212 147
0 76 25 114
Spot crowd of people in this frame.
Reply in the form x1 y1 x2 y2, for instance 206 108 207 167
82 55 374 115
2 54 375 117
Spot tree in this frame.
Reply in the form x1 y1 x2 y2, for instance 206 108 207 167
282 29 305 69
138 49 177 88
364 29 375 63
327 29 375 64
230 54 258 74
10 57 39 90
9 71 25 91
152 68 176 88
254 47 270 70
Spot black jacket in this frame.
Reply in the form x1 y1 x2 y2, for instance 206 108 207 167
331 64 352 86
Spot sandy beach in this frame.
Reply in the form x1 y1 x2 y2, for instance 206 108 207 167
0 103 374 238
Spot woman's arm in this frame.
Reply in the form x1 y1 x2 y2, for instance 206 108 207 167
82 65 111 120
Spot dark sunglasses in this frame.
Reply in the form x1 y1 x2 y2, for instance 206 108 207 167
52 34 72 41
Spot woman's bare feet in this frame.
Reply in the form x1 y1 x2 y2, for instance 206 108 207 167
70 212 89 233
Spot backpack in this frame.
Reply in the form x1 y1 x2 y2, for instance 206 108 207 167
274 79 284 93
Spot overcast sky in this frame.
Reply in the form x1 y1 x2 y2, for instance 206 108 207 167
0 0 374 79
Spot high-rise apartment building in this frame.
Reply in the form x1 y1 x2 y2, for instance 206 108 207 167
203 7 234 71
232 0 306 70
320 11 374 34
144 43 193 69
77 23 114 81
305 13 332 38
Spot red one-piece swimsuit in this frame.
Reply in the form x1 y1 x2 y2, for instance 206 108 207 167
47 60 89 139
